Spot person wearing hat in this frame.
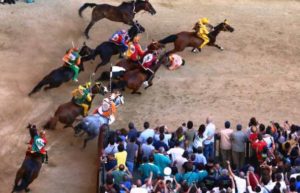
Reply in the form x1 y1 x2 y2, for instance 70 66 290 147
110 29 130 56
96 97 117 123
192 17 213 53
62 47 81 82
71 82 92 116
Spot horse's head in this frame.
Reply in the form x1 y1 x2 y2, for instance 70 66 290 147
91 82 108 96
27 123 37 139
74 123 83 136
137 0 156 15
147 40 165 51
79 42 93 57
128 21 145 39
220 19 234 32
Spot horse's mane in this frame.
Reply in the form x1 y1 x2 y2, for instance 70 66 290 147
119 1 134 8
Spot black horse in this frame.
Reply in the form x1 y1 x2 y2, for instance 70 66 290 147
11 124 42 193
81 21 145 73
28 43 93 96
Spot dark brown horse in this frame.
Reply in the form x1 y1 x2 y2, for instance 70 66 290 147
79 0 156 39
113 51 168 94
159 20 234 55
44 82 107 130
98 41 165 81
11 124 42 193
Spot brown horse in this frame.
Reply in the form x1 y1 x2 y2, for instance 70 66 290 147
159 20 234 55
79 0 156 39
11 124 42 193
98 41 165 81
44 82 107 130
113 52 168 94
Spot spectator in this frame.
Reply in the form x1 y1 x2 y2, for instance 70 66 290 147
231 124 247 170
203 116 216 159
227 160 247 193
153 134 169 151
185 121 195 147
154 125 172 146
138 156 161 183
219 121 233 167
105 137 118 155
194 147 207 165
139 122 155 144
109 164 132 188
192 124 206 152
126 136 138 173
153 147 171 174
115 143 127 167
252 133 267 165
127 122 138 140
141 137 155 159
167 140 184 163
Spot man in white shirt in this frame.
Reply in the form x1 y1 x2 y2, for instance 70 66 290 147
203 116 216 159
139 122 155 144
227 161 247 193
167 141 184 163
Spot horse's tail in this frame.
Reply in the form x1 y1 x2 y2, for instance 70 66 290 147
159 34 178 44
79 3 97 17
44 116 58 130
98 71 110 81
28 77 49 96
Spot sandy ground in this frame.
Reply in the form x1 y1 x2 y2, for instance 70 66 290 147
0 0 300 192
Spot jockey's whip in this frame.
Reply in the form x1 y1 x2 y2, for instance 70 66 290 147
72 41 75 48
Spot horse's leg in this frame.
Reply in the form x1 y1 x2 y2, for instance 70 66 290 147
28 78 49 96
44 83 62 91
94 56 111 73
84 21 95 39
145 82 153 90
210 43 224 51
85 10 105 39
82 134 96 149
131 90 142 95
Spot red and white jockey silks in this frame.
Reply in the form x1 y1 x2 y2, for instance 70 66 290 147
168 54 184 70
141 52 157 69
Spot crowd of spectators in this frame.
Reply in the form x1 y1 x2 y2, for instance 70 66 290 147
100 117 300 193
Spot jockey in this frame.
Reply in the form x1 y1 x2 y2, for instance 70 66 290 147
95 97 117 124
71 82 92 116
194 17 213 53
167 54 185 70
39 130 48 164
31 132 45 155
62 47 81 82
140 51 158 87
110 29 130 54
126 35 145 62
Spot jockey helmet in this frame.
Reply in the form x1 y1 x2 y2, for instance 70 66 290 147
120 29 127 34
73 47 79 51
85 81 92 88
200 17 209 24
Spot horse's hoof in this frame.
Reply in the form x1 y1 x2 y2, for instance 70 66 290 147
220 47 224 51
25 188 31 193
92 72 96 76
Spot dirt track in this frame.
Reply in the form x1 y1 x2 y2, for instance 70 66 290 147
0 0 300 192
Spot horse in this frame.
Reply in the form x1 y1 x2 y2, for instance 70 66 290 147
159 20 234 55
98 41 166 81
74 94 124 148
81 22 145 74
78 0 156 39
11 124 42 193
43 82 107 130
28 43 93 96
112 49 168 94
